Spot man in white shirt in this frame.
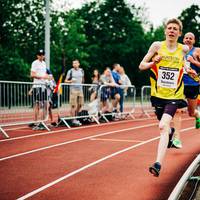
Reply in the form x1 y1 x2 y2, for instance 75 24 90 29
30 50 49 128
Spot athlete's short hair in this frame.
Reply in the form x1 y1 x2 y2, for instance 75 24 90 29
165 18 183 32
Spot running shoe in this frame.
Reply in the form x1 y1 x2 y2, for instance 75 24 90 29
28 123 37 128
172 138 182 149
71 119 82 127
50 122 57 127
149 162 161 177
195 118 200 129
167 127 175 148
32 123 46 130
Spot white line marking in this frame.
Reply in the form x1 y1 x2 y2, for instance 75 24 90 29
16 126 194 200
0 123 158 162
0 117 192 143
17 137 160 200
0 118 157 143
90 138 143 143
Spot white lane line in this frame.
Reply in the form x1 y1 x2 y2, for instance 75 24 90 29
0 117 192 143
16 126 194 200
0 123 158 162
90 138 144 143
0 118 157 143
17 136 160 200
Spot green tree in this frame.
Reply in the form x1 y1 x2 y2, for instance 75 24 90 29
0 0 46 81
78 0 147 87
179 4 200 46
50 9 88 80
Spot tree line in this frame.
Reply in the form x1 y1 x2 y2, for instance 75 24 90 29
0 0 199 89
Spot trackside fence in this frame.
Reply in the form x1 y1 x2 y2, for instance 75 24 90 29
97 85 136 122
57 83 136 127
168 154 200 200
141 86 154 117
57 83 100 127
0 81 156 137
0 81 49 138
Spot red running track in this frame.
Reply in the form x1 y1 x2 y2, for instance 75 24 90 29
0 115 199 200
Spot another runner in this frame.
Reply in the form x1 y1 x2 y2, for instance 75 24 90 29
172 32 200 148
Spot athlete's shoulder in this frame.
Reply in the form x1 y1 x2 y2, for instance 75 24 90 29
182 44 189 55
194 47 200 54
151 41 162 48
148 41 161 53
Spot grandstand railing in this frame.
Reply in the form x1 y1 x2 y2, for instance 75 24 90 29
0 81 50 138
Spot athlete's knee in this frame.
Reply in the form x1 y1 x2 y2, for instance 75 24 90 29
158 121 168 132
159 116 171 133
188 111 195 117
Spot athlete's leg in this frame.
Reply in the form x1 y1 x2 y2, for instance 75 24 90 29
172 110 183 148
187 98 199 117
156 113 172 164
149 103 178 176
173 111 181 140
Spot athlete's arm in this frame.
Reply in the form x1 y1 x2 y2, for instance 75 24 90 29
189 47 200 68
30 71 49 80
139 41 161 71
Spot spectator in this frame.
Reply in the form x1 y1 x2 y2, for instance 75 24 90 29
46 69 57 127
30 49 49 129
118 66 132 113
111 63 122 113
99 67 117 113
65 59 84 126
89 69 100 102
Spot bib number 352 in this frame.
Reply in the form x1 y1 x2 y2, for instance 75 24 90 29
157 66 179 88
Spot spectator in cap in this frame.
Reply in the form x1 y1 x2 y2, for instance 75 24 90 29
29 49 49 129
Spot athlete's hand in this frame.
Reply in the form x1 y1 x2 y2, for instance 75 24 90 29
152 55 162 64
43 74 49 79
187 68 197 76
187 55 195 64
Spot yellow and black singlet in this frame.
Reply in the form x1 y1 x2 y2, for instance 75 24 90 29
150 41 184 100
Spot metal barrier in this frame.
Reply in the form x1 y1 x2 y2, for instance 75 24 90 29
57 83 99 128
0 81 50 138
57 83 136 126
97 84 136 122
168 154 200 200
141 86 154 117
0 81 136 134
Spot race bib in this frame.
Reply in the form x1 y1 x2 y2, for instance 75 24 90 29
157 66 179 88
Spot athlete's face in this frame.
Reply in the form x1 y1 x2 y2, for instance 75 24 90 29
165 23 181 41
183 33 195 49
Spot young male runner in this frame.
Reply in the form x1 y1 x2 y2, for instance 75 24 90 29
139 18 188 177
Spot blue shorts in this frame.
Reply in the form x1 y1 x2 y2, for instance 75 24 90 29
184 85 200 99
101 87 110 101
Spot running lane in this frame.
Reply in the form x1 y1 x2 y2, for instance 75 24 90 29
0 117 199 200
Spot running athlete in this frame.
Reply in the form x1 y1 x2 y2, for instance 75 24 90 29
172 32 200 148
139 18 189 177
